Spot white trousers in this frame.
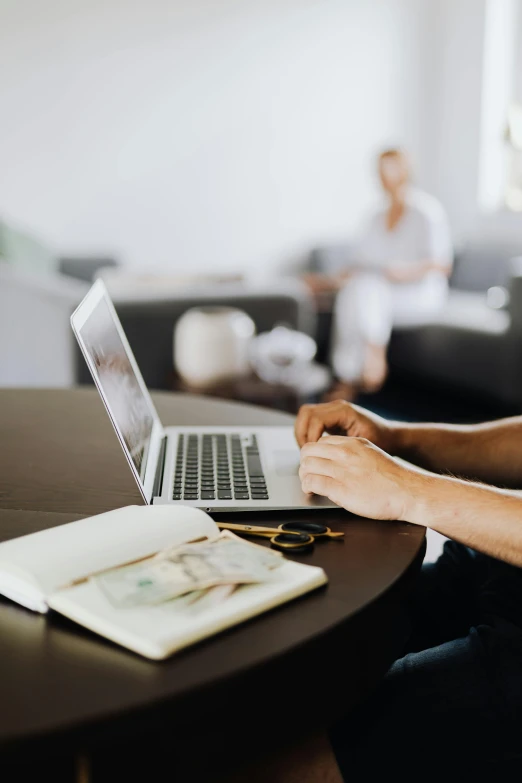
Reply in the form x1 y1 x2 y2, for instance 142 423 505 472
331 272 448 382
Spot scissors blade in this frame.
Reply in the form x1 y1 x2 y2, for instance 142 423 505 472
217 522 282 536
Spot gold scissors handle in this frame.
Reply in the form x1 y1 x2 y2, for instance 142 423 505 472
217 522 315 551
321 531 344 539
216 521 344 553
278 522 344 540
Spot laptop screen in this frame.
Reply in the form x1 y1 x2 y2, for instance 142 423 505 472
77 296 154 480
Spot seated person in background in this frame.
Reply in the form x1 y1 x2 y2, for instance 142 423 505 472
308 148 453 399
228 400 522 781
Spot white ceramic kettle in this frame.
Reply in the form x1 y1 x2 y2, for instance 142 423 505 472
174 306 256 387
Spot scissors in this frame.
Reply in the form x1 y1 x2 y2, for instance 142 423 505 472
217 521 344 553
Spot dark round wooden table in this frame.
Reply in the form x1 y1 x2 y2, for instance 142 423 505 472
0 389 425 782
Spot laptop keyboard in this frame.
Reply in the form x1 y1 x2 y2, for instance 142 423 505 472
172 433 269 502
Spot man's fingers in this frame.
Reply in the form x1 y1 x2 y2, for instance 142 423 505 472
294 407 311 448
321 403 358 435
295 402 360 447
306 417 325 444
295 406 331 446
295 405 328 447
299 456 344 484
320 435 355 446
294 402 349 446
300 441 337 462
301 472 346 504
301 437 362 463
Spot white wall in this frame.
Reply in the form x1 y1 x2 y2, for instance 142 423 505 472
0 0 427 273
418 0 522 244
416 0 488 243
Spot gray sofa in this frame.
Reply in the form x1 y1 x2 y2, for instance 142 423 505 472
311 241 522 410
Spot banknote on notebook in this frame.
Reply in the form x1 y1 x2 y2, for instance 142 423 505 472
0 505 327 659
95 531 283 609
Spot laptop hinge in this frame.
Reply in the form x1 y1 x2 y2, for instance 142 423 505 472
152 436 167 502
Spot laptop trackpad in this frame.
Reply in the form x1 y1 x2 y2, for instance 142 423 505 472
274 450 301 477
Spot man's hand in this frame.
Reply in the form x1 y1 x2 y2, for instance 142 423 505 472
385 260 452 284
299 436 418 520
295 400 397 453
302 273 340 295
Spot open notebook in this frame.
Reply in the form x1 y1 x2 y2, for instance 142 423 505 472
0 505 327 660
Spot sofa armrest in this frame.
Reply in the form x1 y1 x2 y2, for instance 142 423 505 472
0 263 88 387
58 256 119 283
0 262 89 302
309 244 357 274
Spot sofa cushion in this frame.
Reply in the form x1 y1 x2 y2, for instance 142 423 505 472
450 242 522 292
388 291 517 406
400 290 510 335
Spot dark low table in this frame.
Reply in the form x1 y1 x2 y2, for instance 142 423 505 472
171 371 304 413
170 366 331 413
0 389 425 781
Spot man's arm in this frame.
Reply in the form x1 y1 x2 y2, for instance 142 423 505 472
299 435 522 568
410 472 522 565
394 417 522 488
302 273 340 294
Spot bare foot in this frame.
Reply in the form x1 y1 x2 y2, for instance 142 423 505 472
322 381 358 403
361 343 388 393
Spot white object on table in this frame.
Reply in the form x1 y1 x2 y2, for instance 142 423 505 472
249 325 317 384
174 306 256 387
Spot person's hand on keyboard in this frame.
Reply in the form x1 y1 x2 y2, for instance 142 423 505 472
298 435 417 521
294 400 398 455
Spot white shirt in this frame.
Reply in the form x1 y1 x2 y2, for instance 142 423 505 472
358 188 453 269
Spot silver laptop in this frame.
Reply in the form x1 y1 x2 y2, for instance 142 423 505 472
71 280 337 512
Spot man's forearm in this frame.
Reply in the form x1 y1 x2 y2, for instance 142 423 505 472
391 417 522 488
405 471 522 567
